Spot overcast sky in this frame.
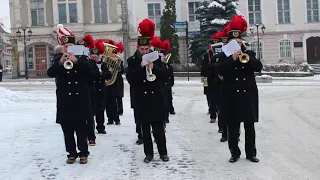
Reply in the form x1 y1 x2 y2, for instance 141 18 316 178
0 0 10 33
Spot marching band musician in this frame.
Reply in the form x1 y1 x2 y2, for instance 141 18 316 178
76 34 100 146
113 42 125 116
104 39 121 125
161 40 175 116
201 32 222 124
215 16 262 163
126 18 169 163
91 39 112 134
47 24 91 164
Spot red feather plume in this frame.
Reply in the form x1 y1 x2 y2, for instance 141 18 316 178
161 40 170 53
95 39 105 54
211 31 224 40
150 36 162 49
116 42 124 53
228 15 248 33
223 23 231 35
105 39 116 46
82 34 95 49
138 18 155 40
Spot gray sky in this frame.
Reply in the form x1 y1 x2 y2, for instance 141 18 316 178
0 0 10 33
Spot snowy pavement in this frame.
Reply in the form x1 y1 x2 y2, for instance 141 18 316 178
1 80 320 180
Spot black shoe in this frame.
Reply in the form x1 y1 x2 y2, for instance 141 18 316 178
169 111 175 115
144 155 153 163
229 156 239 163
238 138 240 142
115 121 121 125
119 113 123 116
136 139 143 145
107 122 113 125
160 155 169 162
218 129 222 133
246 156 259 163
165 120 170 123
97 130 107 134
220 136 227 142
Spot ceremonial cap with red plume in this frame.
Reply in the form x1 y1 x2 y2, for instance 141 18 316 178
227 15 248 40
221 24 230 43
161 40 170 53
150 36 162 50
76 34 95 48
137 18 155 46
105 39 116 46
116 42 124 54
211 31 224 44
90 39 105 55
56 24 75 45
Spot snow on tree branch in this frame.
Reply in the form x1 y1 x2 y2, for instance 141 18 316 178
208 1 225 10
211 18 228 25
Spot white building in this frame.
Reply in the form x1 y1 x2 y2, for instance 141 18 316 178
0 24 11 72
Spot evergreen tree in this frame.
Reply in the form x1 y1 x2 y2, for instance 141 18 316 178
189 0 238 60
160 0 180 63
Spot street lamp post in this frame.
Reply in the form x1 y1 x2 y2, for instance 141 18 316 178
16 27 32 79
249 24 265 76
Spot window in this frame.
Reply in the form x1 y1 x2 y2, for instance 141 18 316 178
27 47 35 69
58 0 78 24
30 0 44 26
307 0 319 22
279 39 292 58
249 41 264 60
188 2 199 22
94 0 108 23
147 3 161 29
248 0 261 25
278 0 291 24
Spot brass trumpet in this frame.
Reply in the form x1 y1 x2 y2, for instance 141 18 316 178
163 53 171 64
146 66 156 82
239 51 250 63
63 55 74 69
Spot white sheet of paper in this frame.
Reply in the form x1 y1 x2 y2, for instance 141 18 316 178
0 70 2 72
142 51 159 66
222 40 241 57
67 45 89 56
158 53 164 57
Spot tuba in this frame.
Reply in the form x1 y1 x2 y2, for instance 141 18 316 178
101 43 122 86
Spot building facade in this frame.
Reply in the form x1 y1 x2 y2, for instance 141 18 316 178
0 24 11 72
10 0 124 77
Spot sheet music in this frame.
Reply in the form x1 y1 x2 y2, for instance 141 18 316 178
222 40 241 57
142 51 159 66
67 45 89 56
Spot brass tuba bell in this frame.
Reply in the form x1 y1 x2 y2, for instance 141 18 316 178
101 43 122 86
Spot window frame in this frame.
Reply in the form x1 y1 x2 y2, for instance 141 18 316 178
248 0 262 25
188 2 200 22
279 38 293 59
147 3 162 30
57 0 78 24
249 40 264 61
93 0 109 24
30 0 45 26
277 0 291 24
306 0 320 23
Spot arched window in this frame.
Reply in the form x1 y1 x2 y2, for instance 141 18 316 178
249 40 264 60
279 39 292 58
27 46 35 69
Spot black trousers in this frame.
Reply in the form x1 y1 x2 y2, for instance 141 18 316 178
0 72 2 82
95 109 105 132
167 86 174 112
134 109 142 139
228 122 256 157
106 94 120 123
141 122 167 156
61 123 89 157
116 97 123 115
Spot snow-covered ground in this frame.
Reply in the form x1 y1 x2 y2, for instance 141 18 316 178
1 79 320 180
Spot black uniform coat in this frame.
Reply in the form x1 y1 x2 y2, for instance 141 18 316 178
115 62 125 98
215 50 263 123
47 54 92 124
94 62 112 111
126 50 167 124
163 62 174 111
87 59 101 114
